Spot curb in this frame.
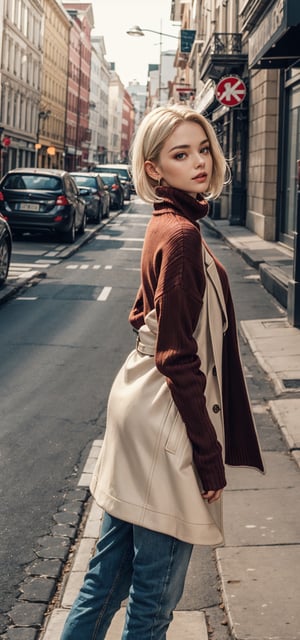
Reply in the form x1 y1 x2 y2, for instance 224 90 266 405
0 270 47 306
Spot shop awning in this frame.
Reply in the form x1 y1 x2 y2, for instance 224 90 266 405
249 0 300 69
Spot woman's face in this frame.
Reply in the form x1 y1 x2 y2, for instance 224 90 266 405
149 121 213 198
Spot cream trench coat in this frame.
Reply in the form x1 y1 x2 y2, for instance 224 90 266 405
91 247 229 545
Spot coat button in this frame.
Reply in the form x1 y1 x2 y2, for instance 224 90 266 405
212 404 220 413
212 365 217 376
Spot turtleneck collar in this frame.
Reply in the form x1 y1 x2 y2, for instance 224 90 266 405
153 186 209 222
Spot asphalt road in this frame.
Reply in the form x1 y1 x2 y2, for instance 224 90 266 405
0 201 143 630
0 198 287 637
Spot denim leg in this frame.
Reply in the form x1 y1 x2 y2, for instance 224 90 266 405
121 525 193 640
60 513 134 640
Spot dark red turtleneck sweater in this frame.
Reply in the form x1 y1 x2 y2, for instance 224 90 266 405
129 187 264 492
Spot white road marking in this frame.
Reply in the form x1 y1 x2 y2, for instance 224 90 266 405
120 247 141 251
35 260 59 265
45 251 61 257
97 286 112 301
9 262 42 269
115 214 148 220
96 235 143 242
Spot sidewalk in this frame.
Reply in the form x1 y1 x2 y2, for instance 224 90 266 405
40 219 300 640
205 218 300 640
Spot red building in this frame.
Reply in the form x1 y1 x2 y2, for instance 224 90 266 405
63 3 94 171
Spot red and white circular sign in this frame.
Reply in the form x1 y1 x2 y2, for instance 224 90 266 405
215 76 246 107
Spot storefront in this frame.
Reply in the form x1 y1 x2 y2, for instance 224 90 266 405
280 67 300 246
248 0 300 247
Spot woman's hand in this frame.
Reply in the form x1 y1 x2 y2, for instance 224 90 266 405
202 489 223 504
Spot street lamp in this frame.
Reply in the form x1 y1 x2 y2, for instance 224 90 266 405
126 25 178 105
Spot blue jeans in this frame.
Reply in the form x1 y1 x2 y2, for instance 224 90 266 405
61 512 193 640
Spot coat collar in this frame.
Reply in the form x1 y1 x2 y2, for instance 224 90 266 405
153 186 209 223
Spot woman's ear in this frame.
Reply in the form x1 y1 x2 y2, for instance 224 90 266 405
144 161 161 182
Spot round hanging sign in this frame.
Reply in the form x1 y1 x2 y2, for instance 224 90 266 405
215 76 246 107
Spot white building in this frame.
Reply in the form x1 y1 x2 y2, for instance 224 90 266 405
147 51 176 110
0 0 43 175
160 50 176 105
107 67 124 163
126 80 147 127
89 36 110 165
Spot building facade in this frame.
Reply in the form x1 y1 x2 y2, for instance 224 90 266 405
0 1 145 177
90 35 110 165
126 81 147 129
121 89 135 163
171 0 300 251
38 0 70 169
107 68 124 163
63 2 93 171
244 0 300 248
0 0 44 175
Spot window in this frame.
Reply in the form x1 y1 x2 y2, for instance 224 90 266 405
3 174 61 190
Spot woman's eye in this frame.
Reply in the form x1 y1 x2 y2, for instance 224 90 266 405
200 146 210 155
174 152 186 160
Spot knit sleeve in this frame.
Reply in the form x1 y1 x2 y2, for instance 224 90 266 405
129 285 144 330
154 223 226 492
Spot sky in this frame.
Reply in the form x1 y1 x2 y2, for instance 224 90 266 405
90 0 180 87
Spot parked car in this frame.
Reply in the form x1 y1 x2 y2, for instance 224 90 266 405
0 168 87 244
0 213 12 287
94 164 132 200
98 173 124 210
70 172 110 223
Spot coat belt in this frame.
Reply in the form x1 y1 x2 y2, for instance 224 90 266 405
136 335 155 357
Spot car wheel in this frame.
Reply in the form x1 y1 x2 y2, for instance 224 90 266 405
63 217 76 244
78 210 87 235
0 237 10 286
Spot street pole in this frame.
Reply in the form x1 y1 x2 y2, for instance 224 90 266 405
287 159 300 327
158 20 162 106
126 25 178 107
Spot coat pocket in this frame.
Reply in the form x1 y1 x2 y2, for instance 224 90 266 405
164 402 186 454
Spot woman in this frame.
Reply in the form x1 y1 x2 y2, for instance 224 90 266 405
61 105 264 640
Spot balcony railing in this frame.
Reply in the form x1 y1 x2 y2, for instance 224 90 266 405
209 33 243 56
199 32 247 82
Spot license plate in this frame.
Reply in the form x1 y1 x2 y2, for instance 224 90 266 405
19 202 40 212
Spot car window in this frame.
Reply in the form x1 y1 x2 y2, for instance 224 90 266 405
72 176 96 188
100 174 118 185
3 174 61 190
115 169 129 179
96 167 112 174
96 166 129 180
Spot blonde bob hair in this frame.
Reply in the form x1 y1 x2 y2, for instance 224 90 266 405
131 104 228 203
